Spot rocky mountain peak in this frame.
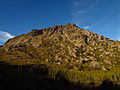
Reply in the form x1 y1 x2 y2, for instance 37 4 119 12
27 23 78 37
1 23 120 71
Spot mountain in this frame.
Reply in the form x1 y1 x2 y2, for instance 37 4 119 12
0 23 120 71
1 23 120 89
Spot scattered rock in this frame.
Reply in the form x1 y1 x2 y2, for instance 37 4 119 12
102 66 108 71
89 61 100 69
104 60 112 65
57 62 61 65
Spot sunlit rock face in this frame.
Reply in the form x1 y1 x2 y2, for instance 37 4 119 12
1 23 120 70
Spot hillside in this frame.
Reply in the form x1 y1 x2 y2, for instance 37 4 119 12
0 23 120 71
1 23 120 89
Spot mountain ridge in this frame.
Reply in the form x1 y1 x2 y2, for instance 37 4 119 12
0 23 120 71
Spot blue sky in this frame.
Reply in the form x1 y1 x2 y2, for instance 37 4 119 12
0 0 120 45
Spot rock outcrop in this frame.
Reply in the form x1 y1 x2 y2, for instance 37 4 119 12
0 23 120 70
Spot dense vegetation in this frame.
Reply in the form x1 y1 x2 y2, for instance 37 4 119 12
0 61 120 90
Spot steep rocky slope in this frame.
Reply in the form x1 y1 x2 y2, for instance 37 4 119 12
0 23 120 71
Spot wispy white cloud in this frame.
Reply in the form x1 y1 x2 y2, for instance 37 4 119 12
71 0 87 16
83 23 95 29
70 0 99 27
71 0 96 15
0 31 14 43
83 25 90 29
